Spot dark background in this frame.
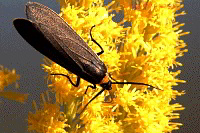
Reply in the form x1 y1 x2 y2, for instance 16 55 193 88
0 0 199 133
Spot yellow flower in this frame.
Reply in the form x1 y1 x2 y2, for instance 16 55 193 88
0 65 20 91
28 92 69 133
0 66 27 103
39 0 188 132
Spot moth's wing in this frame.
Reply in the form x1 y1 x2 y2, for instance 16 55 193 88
13 17 106 83
24 2 107 80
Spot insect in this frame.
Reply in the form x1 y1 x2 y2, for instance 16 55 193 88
13 2 155 114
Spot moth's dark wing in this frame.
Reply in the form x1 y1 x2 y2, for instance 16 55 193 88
24 2 107 83
13 18 106 83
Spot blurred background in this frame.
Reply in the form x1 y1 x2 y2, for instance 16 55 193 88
0 0 199 133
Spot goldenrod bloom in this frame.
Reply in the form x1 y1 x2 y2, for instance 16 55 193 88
29 0 188 132
0 65 20 91
0 66 27 103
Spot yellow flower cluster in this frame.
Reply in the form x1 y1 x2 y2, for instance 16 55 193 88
0 65 20 90
0 66 28 103
28 0 188 132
